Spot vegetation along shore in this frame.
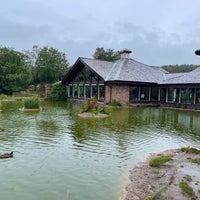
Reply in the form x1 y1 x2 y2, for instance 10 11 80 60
124 147 200 200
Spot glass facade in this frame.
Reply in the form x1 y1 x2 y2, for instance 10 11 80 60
67 65 105 101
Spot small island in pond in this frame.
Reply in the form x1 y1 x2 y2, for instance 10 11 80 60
78 100 110 118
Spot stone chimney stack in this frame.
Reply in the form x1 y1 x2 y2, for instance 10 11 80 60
119 48 132 59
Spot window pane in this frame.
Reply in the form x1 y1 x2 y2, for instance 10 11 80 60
140 87 149 101
181 88 192 104
129 86 139 102
85 85 91 98
195 88 200 104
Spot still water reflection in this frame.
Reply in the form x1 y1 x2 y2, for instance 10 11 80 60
0 101 200 200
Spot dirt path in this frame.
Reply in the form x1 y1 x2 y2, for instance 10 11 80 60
124 148 200 200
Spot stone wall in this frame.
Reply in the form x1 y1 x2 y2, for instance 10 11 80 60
105 84 129 104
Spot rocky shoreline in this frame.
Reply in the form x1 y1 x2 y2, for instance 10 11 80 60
124 147 200 200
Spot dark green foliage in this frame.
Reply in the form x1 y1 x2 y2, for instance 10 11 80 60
35 46 69 84
149 155 173 167
49 82 66 101
24 98 40 109
162 64 199 73
93 47 120 61
0 47 32 94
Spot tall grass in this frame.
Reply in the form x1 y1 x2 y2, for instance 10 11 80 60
24 98 40 109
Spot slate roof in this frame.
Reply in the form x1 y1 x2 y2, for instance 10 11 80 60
62 57 200 85
105 58 165 83
81 57 113 80
80 57 166 83
160 67 200 84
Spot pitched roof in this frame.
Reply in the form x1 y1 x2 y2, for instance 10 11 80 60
62 56 200 85
81 57 113 80
105 58 165 83
160 67 200 84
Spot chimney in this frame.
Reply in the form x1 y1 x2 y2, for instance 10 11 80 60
119 48 132 59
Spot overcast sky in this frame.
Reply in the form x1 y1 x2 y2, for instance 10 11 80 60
1 0 200 66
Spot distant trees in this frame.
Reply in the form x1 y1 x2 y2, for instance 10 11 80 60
0 46 69 95
0 47 32 94
26 46 69 84
93 47 120 61
162 64 199 73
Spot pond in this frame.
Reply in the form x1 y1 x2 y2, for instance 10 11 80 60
0 101 200 200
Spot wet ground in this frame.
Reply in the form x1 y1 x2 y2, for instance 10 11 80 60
124 148 200 200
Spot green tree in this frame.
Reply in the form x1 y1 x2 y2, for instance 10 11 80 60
0 47 32 94
162 64 199 73
24 45 40 84
35 46 69 83
49 81 66 101
93 47 120 61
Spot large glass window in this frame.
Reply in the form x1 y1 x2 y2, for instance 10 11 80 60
85 85 91 98
68 85 73 97
129 86 139 102
180 88 192 104
160 88 166 102
79 85 84 98
140 87 149 101
167 88 177 102
151 87 158 101
98 85 105 101
195 88 200 104
92 85 98 99
73 85 78 98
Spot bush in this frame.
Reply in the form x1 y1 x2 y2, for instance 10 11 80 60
24 98 40 109
49 82 66 101
149 155 173 167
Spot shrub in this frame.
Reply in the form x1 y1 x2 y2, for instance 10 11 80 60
49 82 66 101
24 98 40 109
149 155 173 167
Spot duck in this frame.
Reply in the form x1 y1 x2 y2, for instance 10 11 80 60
0 152 13 159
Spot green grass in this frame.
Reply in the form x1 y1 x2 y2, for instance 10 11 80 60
24 98 40 109
179 181 194 196
181 147 200 154
149 155 173 167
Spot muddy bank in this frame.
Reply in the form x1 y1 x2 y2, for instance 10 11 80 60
77 112 109 118
124 147 200 200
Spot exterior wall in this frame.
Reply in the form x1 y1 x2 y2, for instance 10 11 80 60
105 84 129 104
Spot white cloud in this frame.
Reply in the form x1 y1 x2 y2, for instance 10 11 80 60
1 0 200 65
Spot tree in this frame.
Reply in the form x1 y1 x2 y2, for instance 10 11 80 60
162 64 199 73
23 45 40 84
49 81 66 101
0 47 32 94
35 46 69 83
93 47 120 61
